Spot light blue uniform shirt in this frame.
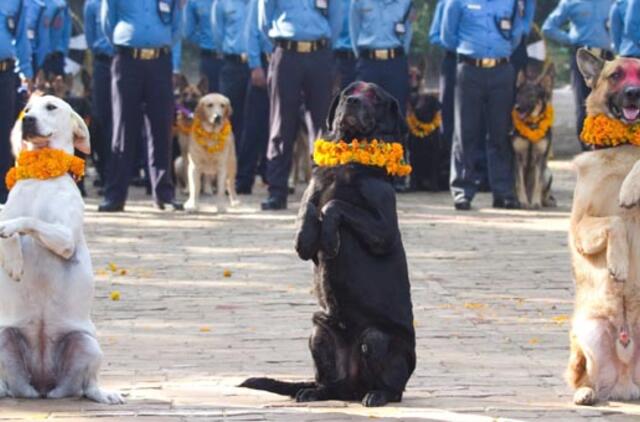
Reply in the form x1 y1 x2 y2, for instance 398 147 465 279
0 0 33 78
350 0 413 53
334 0 351 50
623 0 640 55
429 0 445 48
542 0 612 49
258 0 342 44
184 0 216 50
27 0 71 67
84 0 114 56
246 0 273 69
610 0 638 56
441 0 526 59
212 0 250 55
101 0 183 48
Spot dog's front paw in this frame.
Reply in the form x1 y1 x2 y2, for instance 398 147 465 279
321 224 340 259
619 164 640 208
295 388 325 403
84 387 126 405
362 391 389 407
0 234 23 282
184 199 199 213
609 262 628 283
0 219 25 239
573 387 597 406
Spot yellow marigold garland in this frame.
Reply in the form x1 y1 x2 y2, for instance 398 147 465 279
5 148 85 190
512 105 554 143
407 111 441 138
313 139 412 177
581 114 640 147
191 117 232 154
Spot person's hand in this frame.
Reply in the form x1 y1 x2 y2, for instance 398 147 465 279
21 77 33 94
251 67 267 88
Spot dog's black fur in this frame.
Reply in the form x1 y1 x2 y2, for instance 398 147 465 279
241 82 416 407
407 93 448 191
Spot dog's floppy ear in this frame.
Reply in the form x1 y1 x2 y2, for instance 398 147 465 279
377 88 408 140
71 108 91 154
577 48 605 88
224 99 233 119
325 91 342 134
197 76 209 95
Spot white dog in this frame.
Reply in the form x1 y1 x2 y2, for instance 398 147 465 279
183 93 239 213
0 96 123 404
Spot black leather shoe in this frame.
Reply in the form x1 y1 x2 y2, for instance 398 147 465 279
155 200 184 211
493 198 520 209
261 196 287 211
454 198 471 211
98 200 125 212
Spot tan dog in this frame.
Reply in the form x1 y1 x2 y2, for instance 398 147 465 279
183 93 239 213
566 50 640 405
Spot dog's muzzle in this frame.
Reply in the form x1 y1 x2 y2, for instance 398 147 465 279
22 115 40 138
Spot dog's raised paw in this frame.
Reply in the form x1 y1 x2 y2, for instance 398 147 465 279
574 387 597 406
1 234 23 282
619 173 640 208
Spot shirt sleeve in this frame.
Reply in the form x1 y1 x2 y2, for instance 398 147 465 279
625 0 640 40
61 6 72 56
349 0 360 54
172 40 182 71
16 0 34 79
610 2 623 52
542 0 573 46
329 0 342 46
402 2 413 53
440 0 461 52
184 0 198 44
101 0 116 45
246 0 261 69
84 2 96 51
428 1 443 47
211 0 224 52
171 1 183 45
257 0 273 39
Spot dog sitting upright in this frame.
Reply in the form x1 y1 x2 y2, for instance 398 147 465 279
241 82 416 407
566 50 640 405
512 64 556 209
0 96 123 404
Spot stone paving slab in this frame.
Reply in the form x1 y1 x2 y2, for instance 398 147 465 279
2 160 640 421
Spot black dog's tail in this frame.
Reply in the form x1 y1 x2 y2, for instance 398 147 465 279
239 377 316 397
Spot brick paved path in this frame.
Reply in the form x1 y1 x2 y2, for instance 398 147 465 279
2 160 640 421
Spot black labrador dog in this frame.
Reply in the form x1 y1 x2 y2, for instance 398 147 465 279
241 82 416 407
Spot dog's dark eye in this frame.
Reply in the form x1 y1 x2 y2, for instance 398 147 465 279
610 70 623 82
207 104 213 108
46 104 57 111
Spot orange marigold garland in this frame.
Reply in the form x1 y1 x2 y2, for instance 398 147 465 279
191 117 232 154
512 105 554 143
5 148 85 190
313 139 412 177
581 114 640 147
407 112 441 138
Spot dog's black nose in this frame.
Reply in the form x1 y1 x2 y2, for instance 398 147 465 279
624 86 640 101
514 104 522 112
213 114 222 124
22 115 36 125
346 96 361 106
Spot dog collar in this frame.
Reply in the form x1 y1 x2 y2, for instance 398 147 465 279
581 114 640 147
512 104 554 143
6 148 85 190
313 139 412 177
407 111 441 139
191 118 232 154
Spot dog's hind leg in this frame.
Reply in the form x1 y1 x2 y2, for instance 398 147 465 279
47 332 123 404
357 328 414 407
0 328 39 398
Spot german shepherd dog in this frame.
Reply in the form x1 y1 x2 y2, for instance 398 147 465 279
407 93 448 191
512 63 556 209
566 49 640 405
241 82 416 407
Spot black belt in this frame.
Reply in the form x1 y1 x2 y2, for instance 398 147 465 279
223 53 248 64
360 47 405 60
0 58 14 72
117 46 170 60
201 49 221 59
94 53 112 62
577 46 614 60
334 49 356 60
275 39 328 53
459 55 509 68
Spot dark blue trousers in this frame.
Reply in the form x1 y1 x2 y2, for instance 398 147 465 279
356 55 409 115
450 62 515 202
439 51 456 154
266 47 333 200
0 63 16 203
201 52 223 93
90 56 112 183
104 52 175 204
219 59 250 147
237 65 269 192
334 50 357 91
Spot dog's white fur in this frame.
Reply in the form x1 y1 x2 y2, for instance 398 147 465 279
183 93 239 213
0 96 123 404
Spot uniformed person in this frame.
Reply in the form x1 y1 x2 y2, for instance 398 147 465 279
333 0 356 90
99 0 184 212
442 0 528 211
235 0 272 194
184 0 221 92
542 0 613 150
350 0 413 116
0 0 32 204
212 0 251 145
26 0 70 76
84 0 114 188
257 0 342 211
612 0 640 58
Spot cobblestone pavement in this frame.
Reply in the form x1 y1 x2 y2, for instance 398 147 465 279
3 160 640 422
